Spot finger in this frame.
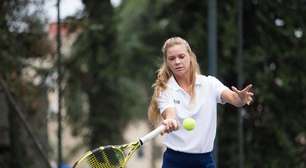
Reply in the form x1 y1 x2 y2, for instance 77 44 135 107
249 97 253 103
246 97 253 105
242 84 253 92
247 92 254 96
163 119 178 133
231 86 240 93
167 124 171 132
171 123 177 131
170 119 178 129
167 120 173 128
171 119 178 130
164 125 169 133
173 121 179 130
163 120 171 126
161 128 167 135
168 123 173 131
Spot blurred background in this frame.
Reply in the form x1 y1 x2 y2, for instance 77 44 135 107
0 0 306 168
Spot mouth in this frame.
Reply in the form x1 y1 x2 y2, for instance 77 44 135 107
175 67 184 71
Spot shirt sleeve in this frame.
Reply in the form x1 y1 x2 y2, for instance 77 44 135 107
208 76 230 104
156 88 175 114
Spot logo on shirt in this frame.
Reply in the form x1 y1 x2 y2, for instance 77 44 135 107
173 99 180 104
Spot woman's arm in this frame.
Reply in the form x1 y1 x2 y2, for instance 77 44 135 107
221 84 254 107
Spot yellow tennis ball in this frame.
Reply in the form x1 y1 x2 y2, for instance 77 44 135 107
183 118 196 131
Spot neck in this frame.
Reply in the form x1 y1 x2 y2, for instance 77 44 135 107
174 74 192 92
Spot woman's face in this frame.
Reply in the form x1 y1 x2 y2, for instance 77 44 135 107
166 44 191 78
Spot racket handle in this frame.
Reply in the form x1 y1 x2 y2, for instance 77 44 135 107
139 125 165 145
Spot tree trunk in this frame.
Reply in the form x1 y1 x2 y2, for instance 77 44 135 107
0 78 50 168
0 86 10 168
8 85 50 168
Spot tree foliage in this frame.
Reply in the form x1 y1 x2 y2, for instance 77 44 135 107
0 0 51 168
240 1 306 167
117 0 306 167
65 0 146 148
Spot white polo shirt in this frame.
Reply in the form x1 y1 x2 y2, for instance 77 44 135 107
157 74 229 153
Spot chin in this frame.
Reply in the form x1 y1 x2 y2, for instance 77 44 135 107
173 71 186 78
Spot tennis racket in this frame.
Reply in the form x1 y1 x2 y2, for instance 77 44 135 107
72 125 165 168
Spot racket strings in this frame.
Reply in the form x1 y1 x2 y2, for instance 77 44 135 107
87 154 112 168
86 147 124 168
123 142 141 161
74 142 142 168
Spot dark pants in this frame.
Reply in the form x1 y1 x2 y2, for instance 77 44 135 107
162 148 216 168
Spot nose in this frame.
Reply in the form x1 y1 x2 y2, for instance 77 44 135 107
175 58 180 64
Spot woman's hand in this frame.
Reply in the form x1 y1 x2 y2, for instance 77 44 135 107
231 84 254 106
161 118 179 135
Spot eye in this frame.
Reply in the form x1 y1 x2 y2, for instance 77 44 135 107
168 56 175 61
179 54 185 59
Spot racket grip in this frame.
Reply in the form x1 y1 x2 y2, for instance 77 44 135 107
139 125 165 145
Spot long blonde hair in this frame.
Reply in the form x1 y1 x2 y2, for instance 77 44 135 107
148 37 201 125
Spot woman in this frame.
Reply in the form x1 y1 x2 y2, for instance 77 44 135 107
148 37 254 168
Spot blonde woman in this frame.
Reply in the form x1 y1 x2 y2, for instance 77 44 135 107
148 37 254 168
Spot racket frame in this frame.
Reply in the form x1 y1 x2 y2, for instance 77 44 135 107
73 124 165 168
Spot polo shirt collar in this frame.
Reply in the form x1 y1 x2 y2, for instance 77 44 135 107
167 74 202 91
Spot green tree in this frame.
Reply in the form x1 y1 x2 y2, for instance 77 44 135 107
65 0 142 148
242 1 306 167
0 0 51 168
